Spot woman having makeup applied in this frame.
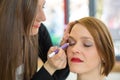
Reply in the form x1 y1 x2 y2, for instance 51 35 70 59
61 17 115 80
0 0 69 80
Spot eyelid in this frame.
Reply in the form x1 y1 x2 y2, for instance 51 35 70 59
84 41 93 47
69 41 75 46
68 38 76 46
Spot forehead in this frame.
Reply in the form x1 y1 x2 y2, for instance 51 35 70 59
70 23 93 40
38 0 45 6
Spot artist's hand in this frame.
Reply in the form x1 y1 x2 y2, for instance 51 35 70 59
60 21 75 45
44 46 67 75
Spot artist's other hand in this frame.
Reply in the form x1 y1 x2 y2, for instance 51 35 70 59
60 21 75 45
44 46 67 75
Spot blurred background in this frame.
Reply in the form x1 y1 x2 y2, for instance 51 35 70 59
43 0 120 79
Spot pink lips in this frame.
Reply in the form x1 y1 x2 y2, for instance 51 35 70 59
33 25 39 28
71 57 83 63
33 24 41 28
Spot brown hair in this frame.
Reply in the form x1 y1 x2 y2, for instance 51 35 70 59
68 17 115 76
0 0 38 80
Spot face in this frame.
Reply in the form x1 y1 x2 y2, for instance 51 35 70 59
67 23 101 75
31 0 46 35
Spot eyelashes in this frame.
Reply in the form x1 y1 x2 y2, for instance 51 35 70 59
83 42 93 47
67 39 93 47
67 39 75 46
42 5 45 8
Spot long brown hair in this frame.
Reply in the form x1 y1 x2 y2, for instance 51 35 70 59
0 0 38 80
68 17 115 76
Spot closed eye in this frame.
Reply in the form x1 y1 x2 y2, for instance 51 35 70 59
83 42 93 47
67 38 76 46
69 41 75 46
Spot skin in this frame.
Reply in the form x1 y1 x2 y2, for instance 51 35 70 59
67 23 104 80
31 0 46 35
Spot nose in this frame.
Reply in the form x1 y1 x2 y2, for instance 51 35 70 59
36 10 46 22
71 43 81 54
40 10 46 21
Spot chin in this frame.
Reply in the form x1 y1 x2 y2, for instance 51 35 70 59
70 68 77 73
30 29 39 35
70 68 83 74
31 32 38 35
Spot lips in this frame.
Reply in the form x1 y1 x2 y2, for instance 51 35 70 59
71 57 83 63
33 24 40 28
33 22 41 28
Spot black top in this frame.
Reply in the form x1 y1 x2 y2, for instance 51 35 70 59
32 23 69 80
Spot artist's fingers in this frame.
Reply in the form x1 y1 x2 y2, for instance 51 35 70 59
60 33 69 46
47 48 67 69
60 21 75 46
47 46 58 55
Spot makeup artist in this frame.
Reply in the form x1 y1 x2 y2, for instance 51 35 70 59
0 0 69 80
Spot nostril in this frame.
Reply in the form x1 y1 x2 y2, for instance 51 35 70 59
72 46 81 54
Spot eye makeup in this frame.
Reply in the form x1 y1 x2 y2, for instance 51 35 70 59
83 41 93 47
67 36 94 47
67 37 75 46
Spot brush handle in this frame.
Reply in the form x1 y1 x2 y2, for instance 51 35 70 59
48 43 69 57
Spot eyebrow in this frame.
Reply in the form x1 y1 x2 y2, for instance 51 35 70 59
80 36 93 39
69 36 94 42
81 37 95 43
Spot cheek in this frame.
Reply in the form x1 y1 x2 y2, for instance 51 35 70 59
85 50 101 66
66 47 72 56
66 47 72 60
84 46 100 60
30 27 39 35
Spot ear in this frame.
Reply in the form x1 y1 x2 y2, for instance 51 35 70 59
101 58 105 64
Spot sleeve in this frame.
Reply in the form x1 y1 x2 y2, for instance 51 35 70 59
38 23 53 63
38 23 70 80
52 64 69 80
31 66 54 80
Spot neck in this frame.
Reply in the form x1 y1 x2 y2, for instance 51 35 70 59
77 74 105 80
77 67 105 80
